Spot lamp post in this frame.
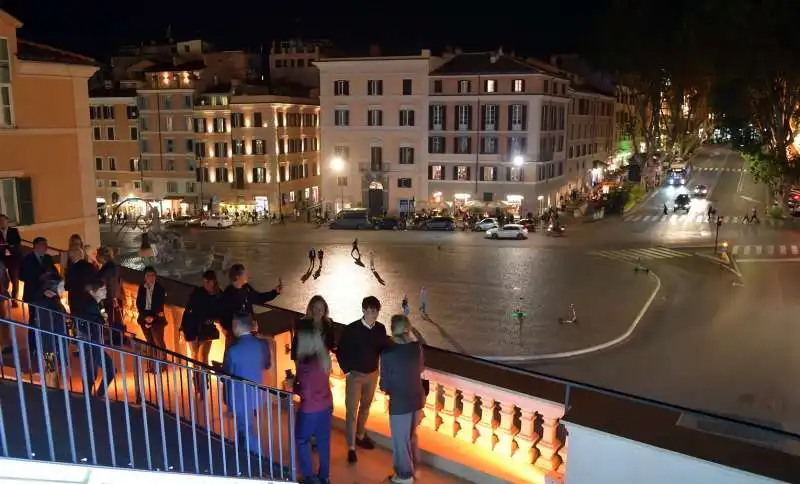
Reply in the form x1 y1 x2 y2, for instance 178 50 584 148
331 156 345 212
714 215 723 253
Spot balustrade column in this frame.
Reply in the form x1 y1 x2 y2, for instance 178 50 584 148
557 441 568 474
513 409 539 465
535 416 562 471
421 381 440 431
474 396 496 450
494 402 516 457
456 391 477 444
437 385 458 437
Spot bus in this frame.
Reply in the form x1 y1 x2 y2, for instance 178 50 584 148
667 163 691 186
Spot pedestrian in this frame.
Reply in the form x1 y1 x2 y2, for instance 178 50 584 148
20 236 59 352
381 314 425 484
317 249 324 265
222 314 270 456
419 286 428 315
401 295 410 318
351 238 361 259
72 279 116 396
181 270 222 368
0 214 22 305
96 246 125 345
308 248 316 268
369 251 375 271
293 322 333 484
220 264 282 347
335 296 389 463
135 266 168 370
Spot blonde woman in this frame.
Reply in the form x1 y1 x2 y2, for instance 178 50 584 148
60 234 92 275
380 314 425 483
293 323 333 484
291 295 336 361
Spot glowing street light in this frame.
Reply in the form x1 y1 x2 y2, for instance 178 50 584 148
513 155 524 166
331 156 345 211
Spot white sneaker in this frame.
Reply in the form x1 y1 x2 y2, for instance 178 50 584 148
389 475 413 484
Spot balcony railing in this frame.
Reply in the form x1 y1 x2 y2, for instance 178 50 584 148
358 162 391 173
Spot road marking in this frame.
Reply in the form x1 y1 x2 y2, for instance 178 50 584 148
793 246 799 255
590 247 690 262
780 245 788 255
737 258 800 263
743 245 751 256
766 245 775 256
740 195 762 204
756 246 763 255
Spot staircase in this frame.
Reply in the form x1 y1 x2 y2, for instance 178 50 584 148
0 301 297 482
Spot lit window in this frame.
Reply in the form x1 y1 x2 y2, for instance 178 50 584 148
512 79 525 93
485 79 497 93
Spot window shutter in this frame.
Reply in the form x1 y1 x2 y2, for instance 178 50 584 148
453 137 459 153
467 136 473 154
466 167 472 180
252 167 258 183
442 105 447 130
467 105 473 130
521 104 528 129
428 106 434 129
130 159 136 172
409 110 415 127
428 137 434 153
428 165 433 179
378 110 383 126
15 177 34 225
506 167 511 182
492 168 498 181
452 166 458 179
409 148 415 164
196 168 202 182
480 105 486 130
479 168 485 181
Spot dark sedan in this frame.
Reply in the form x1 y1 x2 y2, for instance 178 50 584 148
424 216 455 231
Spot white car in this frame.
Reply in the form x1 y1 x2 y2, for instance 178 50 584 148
474 218 499 231
486 224 528 240
201 215 233 229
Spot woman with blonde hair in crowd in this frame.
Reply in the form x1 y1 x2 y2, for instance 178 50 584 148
380 314 425 483
291 295 336 360
293 323 333 484
60 234 94 275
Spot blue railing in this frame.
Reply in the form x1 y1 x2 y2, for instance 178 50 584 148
0 305 297 481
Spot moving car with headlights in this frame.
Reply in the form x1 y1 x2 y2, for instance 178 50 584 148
474 218 499 231
486 224 528 240
693 184 709 196
166 215 201 228
673 194 691 213
201 215 233 229
424 216 455 231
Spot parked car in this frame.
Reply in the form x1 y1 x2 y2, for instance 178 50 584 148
201 215 233 229
486 224 528 240
330 208 372 229
374 216 400 230
474 218 499 231
424 216 455 231
165 216 200 228
517 218 538 231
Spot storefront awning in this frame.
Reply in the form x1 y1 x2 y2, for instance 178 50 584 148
162 195 184 201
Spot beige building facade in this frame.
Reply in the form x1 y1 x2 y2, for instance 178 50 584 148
193 91 320 215
317 50 437 216
0 10 101 247
566 86 615 189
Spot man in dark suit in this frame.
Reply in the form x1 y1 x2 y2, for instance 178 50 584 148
0 214 23 305
136 265 167 371
19 237 58 304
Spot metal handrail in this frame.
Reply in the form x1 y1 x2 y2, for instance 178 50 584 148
0 316 296 480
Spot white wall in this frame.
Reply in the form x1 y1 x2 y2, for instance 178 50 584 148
564 423 786 484
0 458 294 484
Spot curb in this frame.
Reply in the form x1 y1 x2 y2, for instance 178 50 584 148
476 264 662 363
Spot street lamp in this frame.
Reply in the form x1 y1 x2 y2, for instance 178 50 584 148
331 156 345 211
513 155 524 166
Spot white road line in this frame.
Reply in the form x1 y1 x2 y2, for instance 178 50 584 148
780 245 788 255
756 246 763 256
743 245 752 256
766 245 775 256
732 245 741 255
643 215 655 222
792 246 799 255
659 215 668 222
731 216 739 223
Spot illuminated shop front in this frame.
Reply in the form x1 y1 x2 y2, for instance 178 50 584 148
504 194 524 216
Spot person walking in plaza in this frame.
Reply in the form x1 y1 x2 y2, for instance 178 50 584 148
0 214 22 305
293 322 334 484
381 314 426 483
401 295 410 318
351 238 361 260
308 248 316 270
369 250 375 271
335 296 388 463
181 270 221 368
418 286 428 316
220 264 282 347
223 314 271 456
136 266 168 370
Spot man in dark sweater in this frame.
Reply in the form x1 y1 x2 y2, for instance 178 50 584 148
220 264 281 345
335 296 388 463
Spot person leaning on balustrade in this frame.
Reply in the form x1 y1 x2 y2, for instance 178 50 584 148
181 269 222 367
135 266 168 370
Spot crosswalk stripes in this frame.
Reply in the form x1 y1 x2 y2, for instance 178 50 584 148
589 247 692 262
731 244 800 257
623 214 785 226
695 167 747 172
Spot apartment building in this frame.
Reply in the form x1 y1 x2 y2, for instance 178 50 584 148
614 84 640 164
90 87 142 213
317 50 435 216
566 85 616 189
193 87 320 216
427 51 570 215
269 39 331 89
0 10 101 246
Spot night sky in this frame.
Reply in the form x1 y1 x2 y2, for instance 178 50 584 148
1 0 610 62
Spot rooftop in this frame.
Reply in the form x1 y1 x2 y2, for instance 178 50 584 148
141 60 206 73
89 87 138 99
17 39 98 67
430 52 543 76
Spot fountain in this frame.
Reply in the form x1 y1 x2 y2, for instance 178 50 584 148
111 204 229 281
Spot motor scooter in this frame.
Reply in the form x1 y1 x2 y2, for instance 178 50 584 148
546 223 566 236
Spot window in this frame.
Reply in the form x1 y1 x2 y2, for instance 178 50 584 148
508 136 527 155
166 181 178 192
455 136 471 154
102 106 114 119
429 165 443 180
367 108 383 126
509 166 523 182
183 95 192 109
433 80 442 93
399 109 415 127
215 167 229 183
231 112 244 128
161 95 172 110
428 136 445 154
126 106 138 119
512 79 525 93
129 126 138 140
95 179 103 188
164 138 174 153
108 157 117 171
336 176 348 187
458 80 471 93
0 38 12 127
186 182 196 193
106 127 115 140
140 117 148 131
141 181 152 192
397 178 412 188
95 157 103 171
402 79 413 95
214 117 226 133
430 104 444 129
141 158 152 171
399 147 415 164
456 105 471 130
214 141 227 157
232 138 245 155
334 109 349 126
185 139 193 152
194 142 206 158
93 127 101 140
252 139 265 155
481 136 498 154
109 180 118 188
333 80 350 96
481 166 496 181
367 80 383 96
485 79 497 93
165 159 175 171
510 104 525 130
455 166 470 181
137 96 148 110
140 139 150 153
370 146 383 170
483 104 498 130
253 111 263 127
164 116 175 132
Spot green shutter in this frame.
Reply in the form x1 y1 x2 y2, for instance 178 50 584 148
15 177 34 225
